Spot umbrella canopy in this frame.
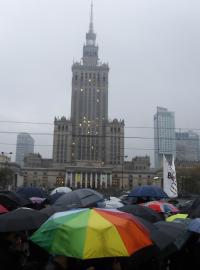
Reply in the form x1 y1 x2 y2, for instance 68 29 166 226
128 185 168 199
105 197 124 209
17 187 47 199
50 187 72 195
188 218 200 234
29 197 46 204
0 207 49 232
166 213 188 222
0 191 31 210
178 200 194 214
135 217 176 252
142 201 179 214
54 188 104 209
30 208 153 259
0 204 8 214
154 221 191 250
118 205 163 223
188 201 200 218
39 205 64 217
47 192 65 205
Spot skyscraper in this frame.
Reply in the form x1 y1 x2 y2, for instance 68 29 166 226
176 130 200 161
16 133 34 167
154 107 176 168
53 3 124 166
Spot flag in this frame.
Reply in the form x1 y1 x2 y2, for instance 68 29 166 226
163 155 178 198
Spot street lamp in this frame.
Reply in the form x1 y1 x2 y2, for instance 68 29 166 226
153 176 163 188
121 155 128 190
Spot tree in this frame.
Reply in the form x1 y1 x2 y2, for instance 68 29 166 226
0 167 14 189
177 167 200 195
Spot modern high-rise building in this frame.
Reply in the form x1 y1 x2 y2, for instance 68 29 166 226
154 107 176 168
16 133 34 167
53 3 124 166
176 130 200 161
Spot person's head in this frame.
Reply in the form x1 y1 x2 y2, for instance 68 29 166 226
54 256 68 269
4 232 25 252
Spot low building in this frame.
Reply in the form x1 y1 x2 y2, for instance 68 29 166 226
24 153 53 168
0 153 23 189
21 155 160 191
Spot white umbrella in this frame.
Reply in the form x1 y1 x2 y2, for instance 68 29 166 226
50 187 72 195
105 196 124 209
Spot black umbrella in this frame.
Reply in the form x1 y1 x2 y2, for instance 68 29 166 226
187 198 200 218
154 221 192 250
118 205 164 223
53 188 104 209
39 205 65 217
46 192 65 205
178 200 194 214
0 191 31 210
17 187 47 199
0 207 49 232
135 217 175 252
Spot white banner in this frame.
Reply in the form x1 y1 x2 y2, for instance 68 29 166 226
163 155 178 198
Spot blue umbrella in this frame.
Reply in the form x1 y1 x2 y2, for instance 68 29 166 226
17 187 47 199
128 185 168 199
188 218 200 234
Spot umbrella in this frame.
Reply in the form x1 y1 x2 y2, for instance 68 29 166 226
142 201 179 214
178 200 194 214
39 205 65 217
118 205 163 223
17 187 47 199
105 197 124 209
46 192 65 205
0 204 8 214
166 213 188 222
128 185 168 199
50 187 72 195
188 218 200 234
135 217 176 252
53 188 104 209
30 208 153 259
188 203 200 218
0 207 49 232
0 191 31 210
154 221 191 250
29 197 46 204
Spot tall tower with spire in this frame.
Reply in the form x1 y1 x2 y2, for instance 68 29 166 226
71 2 109 162
53 3 124 166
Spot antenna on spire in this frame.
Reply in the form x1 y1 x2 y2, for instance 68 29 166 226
89 0 94 33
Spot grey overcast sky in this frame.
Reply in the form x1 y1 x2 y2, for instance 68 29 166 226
0 0 200 165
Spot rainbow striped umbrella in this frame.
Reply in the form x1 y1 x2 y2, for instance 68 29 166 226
30 208 152 259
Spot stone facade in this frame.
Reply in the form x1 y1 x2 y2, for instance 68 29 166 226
24 153 53 168
22 160 159 191
52 117 72 165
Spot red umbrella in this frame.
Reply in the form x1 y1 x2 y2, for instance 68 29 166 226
141 201 179 214
0 204 8 214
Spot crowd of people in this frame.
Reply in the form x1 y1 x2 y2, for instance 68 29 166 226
0 187 200 270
